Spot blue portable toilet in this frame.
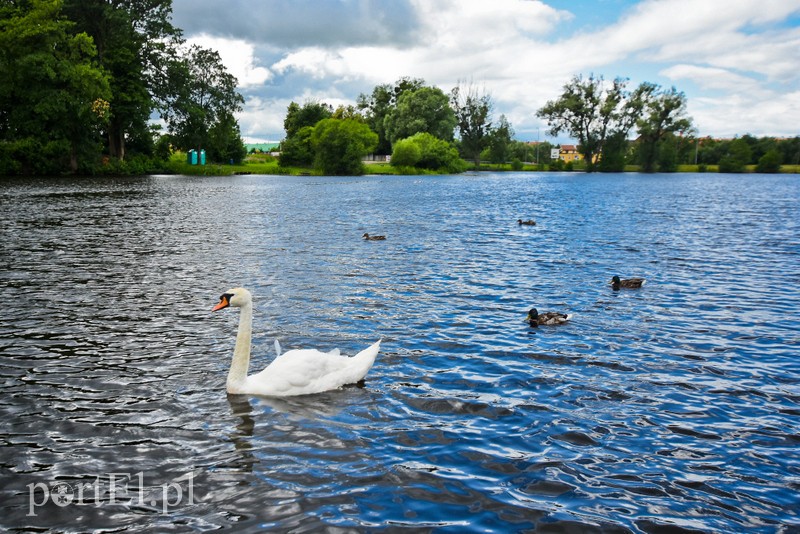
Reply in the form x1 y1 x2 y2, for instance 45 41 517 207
199 149 206 165
188 150 198 165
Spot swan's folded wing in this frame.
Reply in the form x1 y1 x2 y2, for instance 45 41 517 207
260 349 345 391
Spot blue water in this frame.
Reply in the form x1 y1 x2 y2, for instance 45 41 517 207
1 172 798 532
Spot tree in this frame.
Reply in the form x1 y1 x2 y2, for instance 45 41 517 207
208 110 246 164
357 77 424 154
597 132 629 172
63 0 182 161
636 84 693 172
450 82 493 167
164 45 244 158
284 100 332 139
278 126 315 167
777 136 800 166
656 134 679 172
311 119 377 175
0 0 111 174
487 114 513 164
332 104 366 122
537 74 643 172
756 149 781 173
719 138 751 173
279 100 333 168
384 86 456 145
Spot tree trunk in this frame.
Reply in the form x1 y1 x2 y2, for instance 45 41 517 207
108 121 125 161
69 145 78 174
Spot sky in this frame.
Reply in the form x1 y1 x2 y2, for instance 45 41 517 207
171 0 800 144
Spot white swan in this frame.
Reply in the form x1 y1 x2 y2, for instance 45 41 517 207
212 287 381 397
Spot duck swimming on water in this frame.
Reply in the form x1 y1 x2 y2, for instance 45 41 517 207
526 308 572 326
362 233 386 241
611 275 646 290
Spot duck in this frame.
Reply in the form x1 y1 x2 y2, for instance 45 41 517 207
611 275 646 290
362 233 386 241
526 308 572 327
517 219 537 226
212 288 381 396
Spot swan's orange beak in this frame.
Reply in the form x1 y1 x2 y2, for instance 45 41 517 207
212 295 230 311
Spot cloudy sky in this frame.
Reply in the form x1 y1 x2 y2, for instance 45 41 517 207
171 0 800 144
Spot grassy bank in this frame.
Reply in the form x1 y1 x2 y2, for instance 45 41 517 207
163 151 799 176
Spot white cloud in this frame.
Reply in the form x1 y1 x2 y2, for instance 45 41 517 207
175 0 800 141
660 64 762 93
690 90 800 138
187 34 271 87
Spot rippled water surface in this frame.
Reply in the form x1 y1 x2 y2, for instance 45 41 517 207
1 172 799 532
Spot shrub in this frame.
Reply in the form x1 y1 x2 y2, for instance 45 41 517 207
391 138 422 167
311 118 378 175
391 132 466 173
756 149 781 173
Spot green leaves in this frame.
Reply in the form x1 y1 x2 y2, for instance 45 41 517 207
311 118 378 175
450 83 493 166
384 86 456 145
0 0 110 173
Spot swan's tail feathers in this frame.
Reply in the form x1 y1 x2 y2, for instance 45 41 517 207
354 340 381 367
274 339 282 357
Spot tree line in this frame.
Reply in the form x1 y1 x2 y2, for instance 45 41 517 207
278 77 513 175
278 74 798 175
2 2 796 176
0 0 245 175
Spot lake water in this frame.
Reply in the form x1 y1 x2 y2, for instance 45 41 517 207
1 172 798 532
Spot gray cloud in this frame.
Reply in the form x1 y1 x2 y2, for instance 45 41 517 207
172 0 422 47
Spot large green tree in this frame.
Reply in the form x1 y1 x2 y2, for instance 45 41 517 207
357 77 424 154
278 100 333 168
450 83 493 166
284 100 333 139
635 84 693 172
62 0 181 161
384 86 456 146
537 74 644 172
163 45 244 158
0 0 111 174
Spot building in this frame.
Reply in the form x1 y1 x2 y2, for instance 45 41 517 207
245 142 281 154
558 144 582 163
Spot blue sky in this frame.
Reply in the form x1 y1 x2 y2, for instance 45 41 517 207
172 0 800 144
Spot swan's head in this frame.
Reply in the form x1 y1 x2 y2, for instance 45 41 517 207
212 287 252 311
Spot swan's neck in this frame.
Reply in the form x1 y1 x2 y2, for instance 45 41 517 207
227 303 252 390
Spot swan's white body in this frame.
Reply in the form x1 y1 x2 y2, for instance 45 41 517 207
214 288 381 397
